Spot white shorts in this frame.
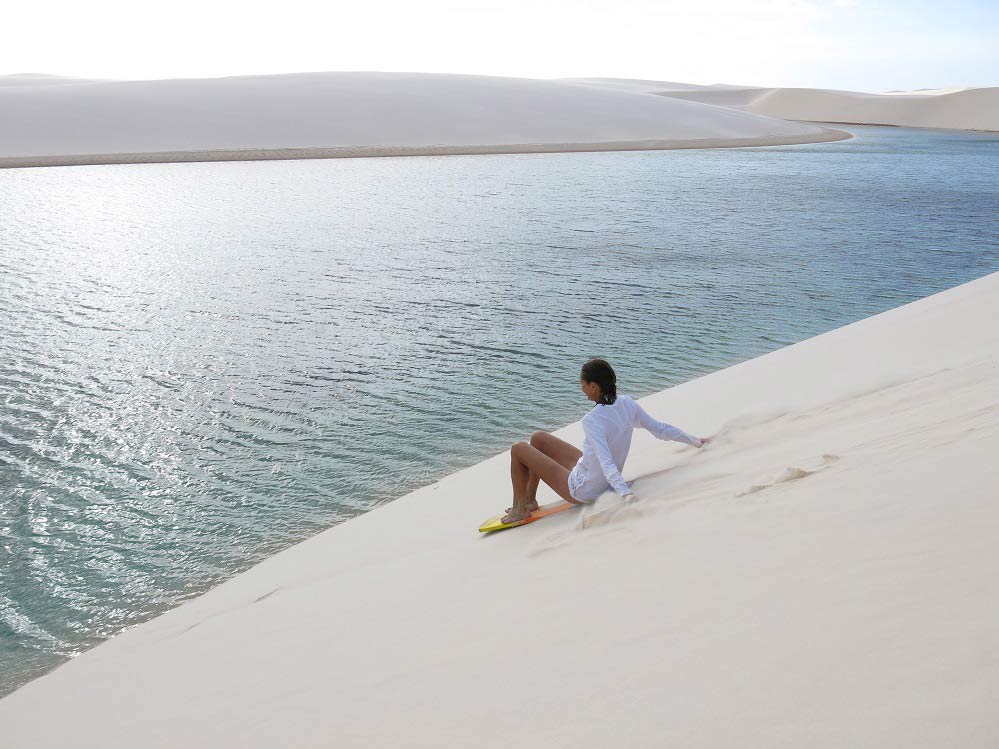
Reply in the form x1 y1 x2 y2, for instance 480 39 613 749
567 465 607 503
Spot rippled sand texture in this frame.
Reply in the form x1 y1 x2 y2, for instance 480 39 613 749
0 72 847 168
1 268 996 747
1 125 998 697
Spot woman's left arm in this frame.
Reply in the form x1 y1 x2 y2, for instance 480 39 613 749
633 400 703 447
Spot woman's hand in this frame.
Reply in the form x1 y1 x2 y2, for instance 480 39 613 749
622 492 640 503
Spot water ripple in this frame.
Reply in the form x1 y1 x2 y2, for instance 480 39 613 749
1 124 998 695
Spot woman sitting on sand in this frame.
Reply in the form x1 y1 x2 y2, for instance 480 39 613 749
501 358 706 524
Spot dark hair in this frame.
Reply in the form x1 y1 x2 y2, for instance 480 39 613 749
581 358 617 405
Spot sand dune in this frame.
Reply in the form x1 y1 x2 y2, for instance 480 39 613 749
0 72 846 168
670 86 999 132
560 77 747 93
567 78 999 132
883 86 975 96
1 273 996 747
0 74 109 87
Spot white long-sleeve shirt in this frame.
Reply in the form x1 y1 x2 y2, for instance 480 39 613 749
568 394 701 501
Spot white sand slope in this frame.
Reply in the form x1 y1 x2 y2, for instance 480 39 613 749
567 78 999 132
1 273 997 747
0 72 846 168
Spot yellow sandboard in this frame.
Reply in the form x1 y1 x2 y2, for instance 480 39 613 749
478 501 579 533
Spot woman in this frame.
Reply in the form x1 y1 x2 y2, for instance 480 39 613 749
501 358 706 524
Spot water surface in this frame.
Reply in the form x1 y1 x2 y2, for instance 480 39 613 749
1 125 997 694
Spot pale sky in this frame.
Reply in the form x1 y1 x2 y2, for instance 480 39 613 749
4 0 997 92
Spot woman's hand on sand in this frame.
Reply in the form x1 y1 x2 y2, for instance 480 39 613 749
622 492 639 503
697 436 711 448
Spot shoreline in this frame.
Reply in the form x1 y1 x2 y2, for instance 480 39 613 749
1 271 996 746
0 128 851 170
795 119 999 133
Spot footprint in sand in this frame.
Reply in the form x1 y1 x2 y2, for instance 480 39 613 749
252 588 282 604
737 454 841 497
575 501 645 531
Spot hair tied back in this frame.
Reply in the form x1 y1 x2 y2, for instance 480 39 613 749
581 358 617 405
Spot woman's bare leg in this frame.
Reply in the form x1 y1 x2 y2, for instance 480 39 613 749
509 431 584 513
503 439 581 524
524 430 583 506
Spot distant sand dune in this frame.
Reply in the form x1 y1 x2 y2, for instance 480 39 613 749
0 73 108 87
560 77 750 93
0 72 847 168
568 78 999 132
